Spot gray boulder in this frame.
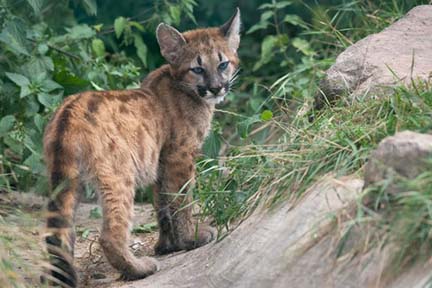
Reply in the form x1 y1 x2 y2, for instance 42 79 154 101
115 173 432 288
316 5 432 108
364 131 432 189
117 176 363 288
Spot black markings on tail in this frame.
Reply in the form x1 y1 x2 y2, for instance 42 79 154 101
45 97 79 287
47 201 72 228
51 103 72 187
45 229 78 287
46 198 77 287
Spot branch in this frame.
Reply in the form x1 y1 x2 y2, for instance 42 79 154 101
26 38 81 61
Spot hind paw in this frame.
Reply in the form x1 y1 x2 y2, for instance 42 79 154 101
119 257 159 281
183 224 216 250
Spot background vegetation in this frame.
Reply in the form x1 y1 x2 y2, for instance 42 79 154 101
1 0 432 285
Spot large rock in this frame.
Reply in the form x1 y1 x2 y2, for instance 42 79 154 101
364 131 432 189
316 5 432 108
108 174 432 288
116 176 365 288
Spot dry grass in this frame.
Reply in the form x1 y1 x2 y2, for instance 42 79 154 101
0 194 48 288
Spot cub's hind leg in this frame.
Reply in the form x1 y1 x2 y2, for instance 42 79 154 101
154 151 216 255
96 170 158 280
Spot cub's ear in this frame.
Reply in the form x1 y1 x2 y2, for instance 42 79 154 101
156 23 187 64
220 8 241 51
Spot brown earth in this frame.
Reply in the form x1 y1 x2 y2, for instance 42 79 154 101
0 191 161 287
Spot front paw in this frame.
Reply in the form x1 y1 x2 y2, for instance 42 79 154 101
154 237 182 255
183 224 216 250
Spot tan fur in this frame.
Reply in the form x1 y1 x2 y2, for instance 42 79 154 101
43 9 241 287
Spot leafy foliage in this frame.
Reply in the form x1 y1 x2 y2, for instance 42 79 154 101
0 0 196 195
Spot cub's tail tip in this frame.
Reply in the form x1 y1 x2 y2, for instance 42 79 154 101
45 236 78 288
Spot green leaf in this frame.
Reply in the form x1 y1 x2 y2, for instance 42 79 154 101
4 134 23 156
93 24 104 32
292 38 315 56
26 0 43 15
114 17 128 39
23 153 44 175
24 96 40 116
81 229 91 239
51 25 94 44
90 207 102 219
20 85 32 98
90 81 105 91
246 11 273 34
81 0 97 16
37 93 52 107
275 1 293 9
5 73 30 87
237 116 260 139
132 222 158 234
133 34 148 67
283 15 308 29
54 70 89 94
25 56 54 75
0 19 30 56
259 1 292 10
34 114 45 133
65 24 95 40
37 43 49 55
0 115 16 137
260 110 273 121
50 24 94 44
253 35 277 71
249 97 263 112
5 72 33 98
92 38 105 57
40 79 63 92
34 72 48 83
129 21 144 32
169 6 181 26
37 92 62 108
203 130 221 158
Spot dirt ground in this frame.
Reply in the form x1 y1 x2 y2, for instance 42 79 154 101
0 191 172 287
74 202 159 287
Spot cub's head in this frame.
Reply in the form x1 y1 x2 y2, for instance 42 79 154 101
156 8 241 104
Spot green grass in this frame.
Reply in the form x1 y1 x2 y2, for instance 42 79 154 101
361 167 432 269
195 81 432 242
191 0 432 244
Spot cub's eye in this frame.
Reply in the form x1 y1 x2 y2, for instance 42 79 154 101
218 61 229 71
191 67 205 74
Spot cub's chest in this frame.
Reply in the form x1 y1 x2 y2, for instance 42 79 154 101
174 109 213 146
171 125 209 152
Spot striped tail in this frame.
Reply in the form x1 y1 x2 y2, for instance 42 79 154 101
45 171 79 288
43 94 80 287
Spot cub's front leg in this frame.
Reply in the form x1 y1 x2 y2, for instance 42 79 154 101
153 151 216 255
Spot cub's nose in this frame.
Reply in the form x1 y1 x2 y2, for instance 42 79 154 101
208 86 222 95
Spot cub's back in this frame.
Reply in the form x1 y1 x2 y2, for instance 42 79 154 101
43 89 164 182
